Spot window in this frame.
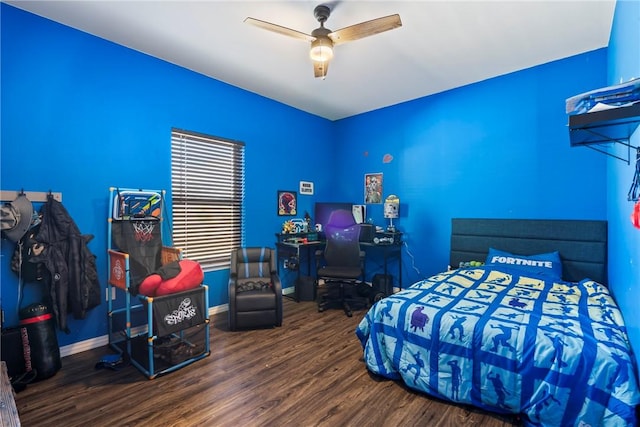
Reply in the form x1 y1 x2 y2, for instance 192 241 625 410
171 128 245 270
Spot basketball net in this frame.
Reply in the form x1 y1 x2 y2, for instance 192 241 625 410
132 221 156 242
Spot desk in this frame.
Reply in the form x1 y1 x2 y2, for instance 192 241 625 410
276 232 403 301
362 232 403 291
275 234 323 302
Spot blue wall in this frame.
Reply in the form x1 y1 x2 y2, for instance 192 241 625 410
0 5 334 346
334 51 608 280
2 2 632 359
606 0 640 368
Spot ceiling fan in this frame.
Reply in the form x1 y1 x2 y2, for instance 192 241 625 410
244 5 402 79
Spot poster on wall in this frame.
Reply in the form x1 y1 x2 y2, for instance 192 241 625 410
299 181 314 195
364 173 383 204
277 190 297 216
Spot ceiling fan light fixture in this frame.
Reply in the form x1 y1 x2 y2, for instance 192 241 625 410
246 5 401 78
309 38 333 62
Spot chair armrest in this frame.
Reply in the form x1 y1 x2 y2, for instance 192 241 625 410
315 249 326 269
271 272 282 294
228 276 238 304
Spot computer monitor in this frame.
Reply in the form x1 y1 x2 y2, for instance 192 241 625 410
313 202 354 238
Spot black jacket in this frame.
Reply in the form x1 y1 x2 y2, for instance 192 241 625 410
31 197 101 332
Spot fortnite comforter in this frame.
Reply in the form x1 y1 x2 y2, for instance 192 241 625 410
356 266 640 426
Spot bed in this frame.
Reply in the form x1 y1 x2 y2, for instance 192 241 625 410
356 218 640 426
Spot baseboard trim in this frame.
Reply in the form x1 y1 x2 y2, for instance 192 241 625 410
60 335 108 358
59 304 229 358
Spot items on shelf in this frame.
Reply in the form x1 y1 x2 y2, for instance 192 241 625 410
566 77 640 115
567 79 640 163
281 219 296 234
282 217 309 234
568 102 640 163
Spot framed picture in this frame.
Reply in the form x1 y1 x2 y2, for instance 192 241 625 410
364 173 383 204
277 190 297 216
299 180 314 195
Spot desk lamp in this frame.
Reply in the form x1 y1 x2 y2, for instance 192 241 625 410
384 195 399 232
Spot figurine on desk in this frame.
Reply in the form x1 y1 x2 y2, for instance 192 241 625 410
304 211 312 233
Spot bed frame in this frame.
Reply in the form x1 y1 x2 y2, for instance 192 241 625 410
449 218 608 285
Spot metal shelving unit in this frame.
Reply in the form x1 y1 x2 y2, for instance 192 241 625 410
569 102 640 163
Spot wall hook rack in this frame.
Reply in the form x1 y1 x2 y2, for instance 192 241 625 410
1 190 62 203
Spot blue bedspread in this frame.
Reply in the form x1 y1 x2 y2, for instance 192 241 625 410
355 266 640 426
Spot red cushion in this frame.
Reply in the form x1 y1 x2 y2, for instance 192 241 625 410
138 260 204 297
155 260 204 296
138 274 162 296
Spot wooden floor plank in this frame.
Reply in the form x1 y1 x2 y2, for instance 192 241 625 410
14 299 521 427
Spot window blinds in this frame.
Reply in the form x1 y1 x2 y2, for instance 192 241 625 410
171 128 245 270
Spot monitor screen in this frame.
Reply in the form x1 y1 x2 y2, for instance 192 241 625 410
313 202 354 237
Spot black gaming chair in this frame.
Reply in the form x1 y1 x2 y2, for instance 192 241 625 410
316 209 368 317
228 247 283 330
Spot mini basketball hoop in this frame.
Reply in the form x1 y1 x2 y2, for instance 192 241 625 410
132 220 156 242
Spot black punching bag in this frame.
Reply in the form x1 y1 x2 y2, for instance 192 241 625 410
19 303 61 380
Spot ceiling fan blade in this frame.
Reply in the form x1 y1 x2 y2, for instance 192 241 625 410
313 61 329 79
244 17 314 42
329 14 402 45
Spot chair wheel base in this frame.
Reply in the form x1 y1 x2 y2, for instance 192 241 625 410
373 292 386 303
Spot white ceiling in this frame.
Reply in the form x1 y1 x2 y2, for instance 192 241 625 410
6 0 616 121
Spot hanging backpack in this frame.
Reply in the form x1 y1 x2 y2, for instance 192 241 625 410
10 223 45 284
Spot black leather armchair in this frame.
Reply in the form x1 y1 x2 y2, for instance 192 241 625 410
228 247 283 331
316 209 368 317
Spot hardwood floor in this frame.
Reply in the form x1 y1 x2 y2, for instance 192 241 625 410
15 299 521 427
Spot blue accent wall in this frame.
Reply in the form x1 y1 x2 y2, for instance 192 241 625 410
606 0 640 369
0 4 333 346
334 52 608 281
2 1 635 361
